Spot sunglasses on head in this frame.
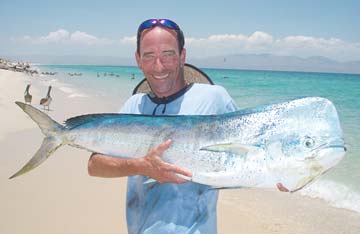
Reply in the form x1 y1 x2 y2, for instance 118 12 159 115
137 19 181 35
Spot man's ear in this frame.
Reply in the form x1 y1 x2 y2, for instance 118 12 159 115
135 51 142 69
180 48 186 68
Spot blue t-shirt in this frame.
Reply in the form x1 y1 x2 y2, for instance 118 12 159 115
120 83 238 234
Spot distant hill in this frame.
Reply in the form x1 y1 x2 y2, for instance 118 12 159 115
4 53 360 74
188 54 360 74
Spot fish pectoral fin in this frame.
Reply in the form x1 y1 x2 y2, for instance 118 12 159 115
200 143 260 155
210 185 246 190
143 178 157 185
176 174 192 181
143 174 192 185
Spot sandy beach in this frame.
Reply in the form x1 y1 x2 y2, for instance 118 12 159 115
1 69 359 234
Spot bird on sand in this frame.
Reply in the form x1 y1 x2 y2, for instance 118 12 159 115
40 86 52 111
24 84 32 104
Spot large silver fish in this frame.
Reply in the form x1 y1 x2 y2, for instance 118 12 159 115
10 97 346 192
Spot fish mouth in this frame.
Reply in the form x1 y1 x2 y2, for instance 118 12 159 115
290 144 346 193
305 142 346 160
314 143 347 151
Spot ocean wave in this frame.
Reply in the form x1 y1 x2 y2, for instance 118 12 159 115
58 86 88 98
68 93 89 98
300 179 360 213
36 76 89 99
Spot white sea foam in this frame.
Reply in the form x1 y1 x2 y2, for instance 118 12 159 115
35 74 89 99
58 86 88 98
58 86 75 93
300 179 360 213
68 93 89 98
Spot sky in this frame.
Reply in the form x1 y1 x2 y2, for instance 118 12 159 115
1 0 360 62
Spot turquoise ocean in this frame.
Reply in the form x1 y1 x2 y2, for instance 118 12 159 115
37 64 360 213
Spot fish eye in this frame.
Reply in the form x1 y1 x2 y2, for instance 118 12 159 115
304 136 315 148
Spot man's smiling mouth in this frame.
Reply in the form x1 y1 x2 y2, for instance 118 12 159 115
153 74 169 79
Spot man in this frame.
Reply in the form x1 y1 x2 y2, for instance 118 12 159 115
88 19 285 234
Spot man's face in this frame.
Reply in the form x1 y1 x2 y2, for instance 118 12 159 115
136 27 186 97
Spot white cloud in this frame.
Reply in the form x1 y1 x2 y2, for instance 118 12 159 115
273 36 360 60
187 31 272 47
12 29 360 61
120 36 136 44
70 31 112 45
248 31 273 44
207 34 247 42
19 29 113 46
276 36 344 49
185 32 360 61
38 29 69 43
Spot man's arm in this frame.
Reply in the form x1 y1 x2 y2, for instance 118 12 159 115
88 139 192 184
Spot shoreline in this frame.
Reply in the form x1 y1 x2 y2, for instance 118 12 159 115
0 69 129 234
0 69 41 141
218 188 360 234
1 69 359 234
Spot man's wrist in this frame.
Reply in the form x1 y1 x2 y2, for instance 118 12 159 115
126 157 146 176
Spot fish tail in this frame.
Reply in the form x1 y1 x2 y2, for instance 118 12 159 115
9 102 65 179
9 136 63 179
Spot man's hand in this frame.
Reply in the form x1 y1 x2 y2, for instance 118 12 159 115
139 139 192 184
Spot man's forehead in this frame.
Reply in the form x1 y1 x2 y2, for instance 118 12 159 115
139 27 179 54
140 26 178 42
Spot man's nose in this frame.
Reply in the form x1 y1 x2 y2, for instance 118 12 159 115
153 57 165 72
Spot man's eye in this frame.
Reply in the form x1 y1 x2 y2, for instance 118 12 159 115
163 52 175 57
142 55 155 61
161 52 176 61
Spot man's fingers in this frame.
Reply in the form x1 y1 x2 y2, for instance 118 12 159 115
174 166 192 178
156 139 172 154
146 139 193 184
166 163 192 177
276 183 289 192
166 171 190 184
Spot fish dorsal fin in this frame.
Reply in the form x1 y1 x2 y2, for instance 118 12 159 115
64 113 120 128
200 143 261 155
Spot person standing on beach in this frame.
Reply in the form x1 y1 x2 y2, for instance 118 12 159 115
88 18 287 234
88 18 237 234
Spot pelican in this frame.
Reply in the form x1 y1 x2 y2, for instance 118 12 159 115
24 84 32 104
40 86 52 111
